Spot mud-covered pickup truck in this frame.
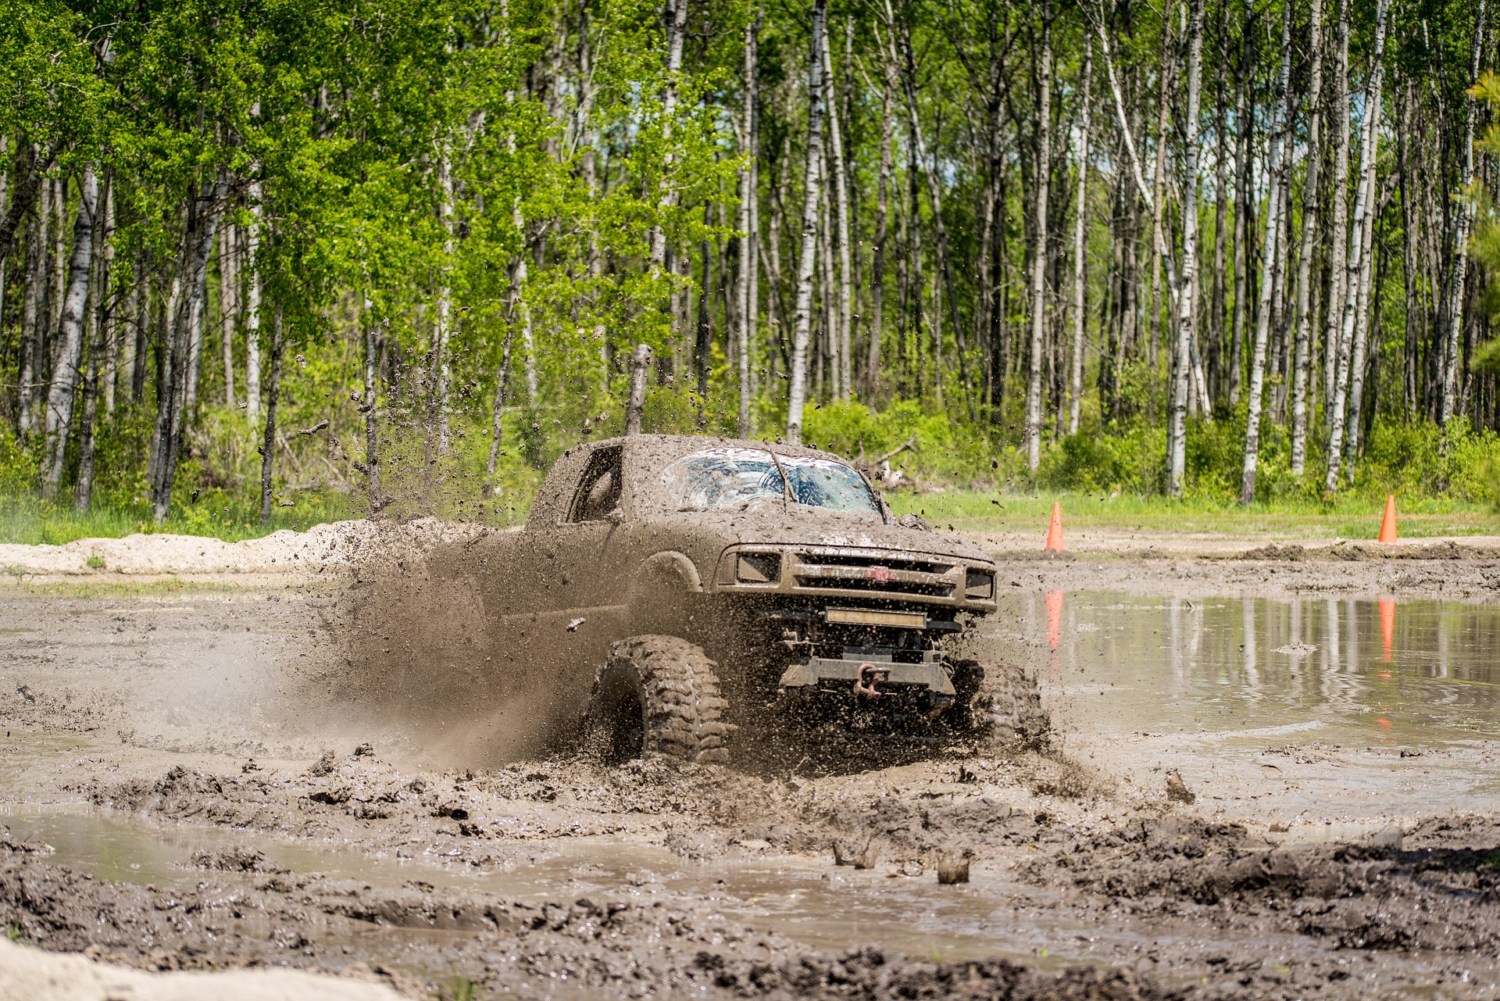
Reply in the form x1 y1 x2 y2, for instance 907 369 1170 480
430 434 1044 764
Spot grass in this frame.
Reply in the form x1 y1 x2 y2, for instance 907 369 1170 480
4 483 1497 548
0 492 361 546
884 490 1500 541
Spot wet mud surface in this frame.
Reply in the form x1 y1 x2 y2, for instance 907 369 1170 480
6 542 1500 998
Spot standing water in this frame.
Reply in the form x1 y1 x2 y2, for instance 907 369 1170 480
980 591 1500 818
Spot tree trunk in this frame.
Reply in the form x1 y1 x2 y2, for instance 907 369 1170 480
786 0 827 445
1290 0 1326 477
1229 0 1254 406
822 25 853 402
1025 2 1053 474
1146 0 1174 370
152 176 226 522
74 174 110 513
18 203 46 439
219 223 237 410
0 141 42 264
1240 0 1293 504
648 0 688 272
431 153 455 451
1335 0 1390 486
41 166 99 498
1441 0 1487 425
867 72 892 401
129 279 147 404
1170 0 1205 497
244 181 263 425
1332 0 1386 492
259 303 283 525
1069 39 1093 435
182 259 207 419
1323 0 1350 432
1209 2 1230 404
737 8 759 435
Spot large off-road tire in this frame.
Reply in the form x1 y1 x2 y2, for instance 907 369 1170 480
583 635 732 765
947 659 1051 752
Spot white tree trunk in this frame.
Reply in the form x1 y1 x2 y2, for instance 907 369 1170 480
41 166 98 497
1170 0 1204 498
785 0 827 445
1328 0 1388 490
245 181 263 425
219 222 237 410
1240 0 1294 504
1440 0 1486 425
648 0 688 272
1323 0 1350 432
736 10 759 435
821 24 852 402
432 153 455 450
1290 0 1326 477
1025 3 1053 474
1069 40 1093 436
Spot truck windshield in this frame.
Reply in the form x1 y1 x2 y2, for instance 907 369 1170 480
660 447 880 515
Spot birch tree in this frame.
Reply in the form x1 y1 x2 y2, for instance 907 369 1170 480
1024 1 1053 474
1240 0 1293 504
1290 0 1326 478
785 0 827 446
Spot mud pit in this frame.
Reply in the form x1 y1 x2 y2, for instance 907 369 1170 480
5 526 1500 998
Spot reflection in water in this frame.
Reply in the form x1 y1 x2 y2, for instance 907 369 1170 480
992 592 1500 750
1380 599 1395 663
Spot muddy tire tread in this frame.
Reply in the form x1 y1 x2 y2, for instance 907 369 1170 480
602 635 733 765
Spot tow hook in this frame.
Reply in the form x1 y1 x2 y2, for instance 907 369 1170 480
854 663 884 700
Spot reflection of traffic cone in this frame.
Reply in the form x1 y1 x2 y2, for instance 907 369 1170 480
1379 598 1395 663
1046 590 1063 651
1378 495 1398 544
1044 502 1065 553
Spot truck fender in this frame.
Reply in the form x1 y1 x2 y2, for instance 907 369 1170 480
635 551 704 594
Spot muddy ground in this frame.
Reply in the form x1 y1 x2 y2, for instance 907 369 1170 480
4 523 1500 998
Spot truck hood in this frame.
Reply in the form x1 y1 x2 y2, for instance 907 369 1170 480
639 508 995 565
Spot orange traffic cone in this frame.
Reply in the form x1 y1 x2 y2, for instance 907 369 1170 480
1044 502 1065 553
1377 495 1398 544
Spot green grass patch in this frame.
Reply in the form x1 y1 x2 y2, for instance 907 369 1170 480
0 492 361 546
886 490 1500 541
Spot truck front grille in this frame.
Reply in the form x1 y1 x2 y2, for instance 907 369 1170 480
789 550 961 601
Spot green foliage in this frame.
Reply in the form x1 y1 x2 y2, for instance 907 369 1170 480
802 400 994 485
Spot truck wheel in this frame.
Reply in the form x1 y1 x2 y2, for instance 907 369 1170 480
948 659 1050 752
584 635 732 765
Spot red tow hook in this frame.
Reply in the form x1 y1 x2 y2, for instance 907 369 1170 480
854 663 883 700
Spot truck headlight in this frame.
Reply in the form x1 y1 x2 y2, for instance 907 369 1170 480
736 552 781 584
965 569 994 600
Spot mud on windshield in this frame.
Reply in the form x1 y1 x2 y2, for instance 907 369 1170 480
656 447 881 517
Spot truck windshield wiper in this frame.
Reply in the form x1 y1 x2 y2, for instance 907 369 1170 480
767 450 792 513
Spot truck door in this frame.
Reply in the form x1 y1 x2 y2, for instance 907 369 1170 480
536 444 628 621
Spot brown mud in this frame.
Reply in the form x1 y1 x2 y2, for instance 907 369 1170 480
4 526 1500 997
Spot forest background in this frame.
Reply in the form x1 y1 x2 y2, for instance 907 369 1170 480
3 0 1500 544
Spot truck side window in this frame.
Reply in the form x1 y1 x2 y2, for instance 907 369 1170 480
570 447 624 523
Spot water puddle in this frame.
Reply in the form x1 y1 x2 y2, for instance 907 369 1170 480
0 803 1097 969
982 591 1500 817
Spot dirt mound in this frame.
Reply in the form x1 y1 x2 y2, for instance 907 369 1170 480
1238 543 1308 561
0 938 405 1001
0 517 469 577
